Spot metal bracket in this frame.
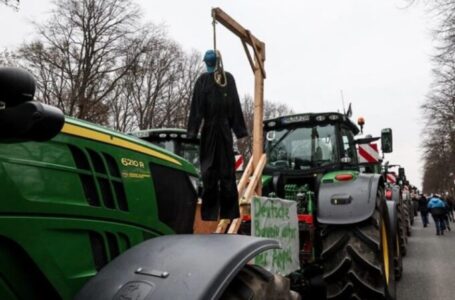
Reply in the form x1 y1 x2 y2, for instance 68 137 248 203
135 268 169 278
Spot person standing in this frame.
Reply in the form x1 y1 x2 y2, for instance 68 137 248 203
446 194 454 222
418 193 429 227
441 196 452 231
187 50 248 221
428 194 448 235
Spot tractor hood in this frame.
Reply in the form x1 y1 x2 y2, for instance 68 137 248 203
62 118 198 176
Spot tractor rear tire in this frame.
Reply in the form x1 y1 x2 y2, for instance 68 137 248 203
403 202 412 236
221 264 300 300
408 201 415 226
397 204 407 257
322 189 396 300
394 234 403 281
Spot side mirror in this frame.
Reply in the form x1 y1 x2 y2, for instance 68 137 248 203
0 67 64 142
381 128 393 153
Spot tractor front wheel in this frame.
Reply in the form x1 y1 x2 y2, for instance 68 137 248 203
321 189 396 300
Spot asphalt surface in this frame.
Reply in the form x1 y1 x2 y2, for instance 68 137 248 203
397 213 455 300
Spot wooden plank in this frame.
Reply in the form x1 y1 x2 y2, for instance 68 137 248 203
252 57 265 195
215 219 231 233
215 158 254 233
241 39 256 74
212 7 264 53
193 201 219 233
228 154 267 234
246 30 266 78
237 157 253 196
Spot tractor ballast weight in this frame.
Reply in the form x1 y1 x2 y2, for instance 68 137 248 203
317 173 383 224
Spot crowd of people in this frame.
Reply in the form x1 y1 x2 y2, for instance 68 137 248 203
415 193 454 236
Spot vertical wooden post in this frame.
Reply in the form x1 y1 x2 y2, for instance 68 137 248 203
253 54 265 195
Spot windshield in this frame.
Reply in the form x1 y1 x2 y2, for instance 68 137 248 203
265 124 338 170
179 141 200 168
152 140 175 153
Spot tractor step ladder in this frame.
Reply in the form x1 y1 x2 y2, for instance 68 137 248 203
215 154 266 234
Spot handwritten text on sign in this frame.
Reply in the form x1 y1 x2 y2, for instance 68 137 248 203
251 197 300 275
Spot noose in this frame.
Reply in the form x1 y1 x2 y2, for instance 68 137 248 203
212 11 227 87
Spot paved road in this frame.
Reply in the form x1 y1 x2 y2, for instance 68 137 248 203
397 214 455 300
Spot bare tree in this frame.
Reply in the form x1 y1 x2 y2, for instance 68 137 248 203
109 41 203 131
168 50 204 128
237 95 294 160
0 0 19 9
16 0 150 124
418 0 455 193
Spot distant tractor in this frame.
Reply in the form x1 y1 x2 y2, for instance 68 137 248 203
132 128 200 170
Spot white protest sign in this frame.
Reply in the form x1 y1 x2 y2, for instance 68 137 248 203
251 196 300 275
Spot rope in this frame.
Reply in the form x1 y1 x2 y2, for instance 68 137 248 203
211 12 227 87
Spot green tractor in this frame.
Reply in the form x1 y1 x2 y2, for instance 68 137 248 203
0 68 300 299
241 112 396 299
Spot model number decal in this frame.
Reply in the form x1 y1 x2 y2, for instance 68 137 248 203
121 158 145 168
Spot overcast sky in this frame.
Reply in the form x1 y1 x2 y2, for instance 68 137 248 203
0 0 437 188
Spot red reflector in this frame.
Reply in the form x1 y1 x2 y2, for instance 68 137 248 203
298 214 313 224
385 190 393 200
335 174 353 181
242 215 251 222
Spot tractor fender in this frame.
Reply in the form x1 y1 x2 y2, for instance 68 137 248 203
317 173 384 225
386 199 399 240
391 184 401 204
75 234 280 300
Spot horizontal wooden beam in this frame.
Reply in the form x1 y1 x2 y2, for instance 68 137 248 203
212 7 264 55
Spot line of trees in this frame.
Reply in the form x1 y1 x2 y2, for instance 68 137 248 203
420 0 455 194
0 0 19 9
2 0 205 132
0 0 293 159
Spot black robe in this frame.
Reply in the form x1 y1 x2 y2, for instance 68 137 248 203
187 71 248 220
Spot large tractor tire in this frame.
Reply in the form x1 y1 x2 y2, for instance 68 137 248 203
403 201 412 236
394 234 403 281
409 203 415 226
221 264 300 299
322 190 396 300
397 203 407 257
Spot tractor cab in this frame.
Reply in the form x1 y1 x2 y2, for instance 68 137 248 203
262 112 360 199
132 128 200 170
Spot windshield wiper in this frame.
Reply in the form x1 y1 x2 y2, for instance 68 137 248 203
268 129 295 153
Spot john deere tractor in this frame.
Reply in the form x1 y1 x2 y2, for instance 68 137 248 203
0 67 301 299
244 112 397 299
